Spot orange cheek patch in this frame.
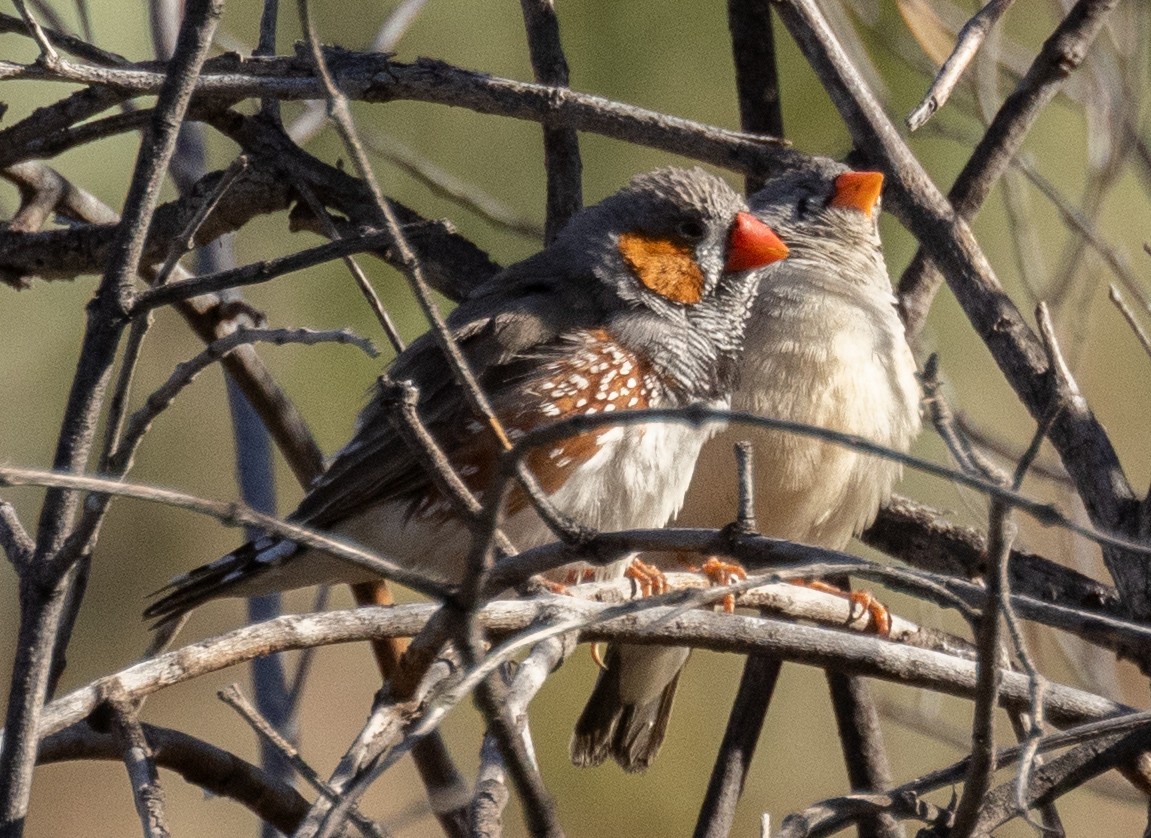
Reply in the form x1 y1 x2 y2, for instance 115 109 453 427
618 231 705 304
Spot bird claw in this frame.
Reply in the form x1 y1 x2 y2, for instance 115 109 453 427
563 566 598 586
590 642 608 671
795 579 891 636
696 557 747 613
624 557 669 598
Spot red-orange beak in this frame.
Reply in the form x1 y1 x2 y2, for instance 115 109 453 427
829 171 884 217
724 211 789 273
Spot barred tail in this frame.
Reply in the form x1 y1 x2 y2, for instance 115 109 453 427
144 536 299 625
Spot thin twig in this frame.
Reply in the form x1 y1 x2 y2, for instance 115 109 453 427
727 0 785 193
0 11 126 65
290 178 406 355
906 0 1017 131
0 503 33 570
492 405 1151 560
365 133 544 241
920 354 1006 483
38 721 309 833
1011 154 1151 312
297 1 508 451
1109 285 1151 362
0 2 224 827
693 636 783 838
519 0 582 242
897 0 1121 333
153 155 250 286
10 0 60 66
0 465 447 600
101 686 170 838
130 230 403 314
107 327 377 476
218 684 388 838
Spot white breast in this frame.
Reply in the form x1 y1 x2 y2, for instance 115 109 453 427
676 269 920 549
504 406 725 581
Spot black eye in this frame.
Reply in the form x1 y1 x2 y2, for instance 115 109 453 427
676 219 706 241
797 196 814 216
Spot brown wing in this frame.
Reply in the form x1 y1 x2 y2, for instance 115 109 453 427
292 256 604 529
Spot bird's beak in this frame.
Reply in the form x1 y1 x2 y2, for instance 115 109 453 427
725 212 789 272
830 171 884 217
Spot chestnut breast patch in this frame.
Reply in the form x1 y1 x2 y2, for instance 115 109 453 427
410 329 664 521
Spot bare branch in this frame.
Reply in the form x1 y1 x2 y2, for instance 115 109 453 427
38 722 309 834
1110 285 1151 364
10 0 60 66
519 0 583 242
99 686 170 838
693 637 782 838
898 0 1121 332
130 230 403 313
0 2 225 827
0 465 446 600
218 684 387 838
824 671 902 838
471 634 574 837
728 0 785 193
0 52 794 174
0 502 33 570
771 0 1146 623
15 598 1140 749
906 0 1017 131
107 327 377 477
778 709 1151 836
0 12 127 65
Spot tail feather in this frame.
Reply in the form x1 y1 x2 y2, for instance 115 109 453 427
144 536 298 624
570 644 689 772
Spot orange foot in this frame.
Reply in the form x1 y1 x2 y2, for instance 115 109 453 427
563 566 599 586
794 579 891 636
625 557 669 598
693 557 747 614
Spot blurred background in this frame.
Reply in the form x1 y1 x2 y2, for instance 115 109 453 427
1 0 1150 834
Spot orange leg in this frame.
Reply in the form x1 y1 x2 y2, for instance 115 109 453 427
794 579 891 636
562 566 599 586
694 557 747 614
625 557 669 598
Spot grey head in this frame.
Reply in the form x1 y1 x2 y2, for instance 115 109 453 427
554 167 790 402
751 157 889 288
